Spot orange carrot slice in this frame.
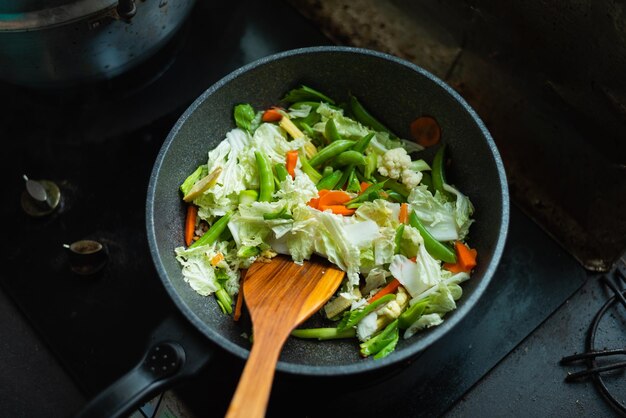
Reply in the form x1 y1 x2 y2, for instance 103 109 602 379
368 278 401 303
410 115 441 147
262 108 282 122
286 150 298 179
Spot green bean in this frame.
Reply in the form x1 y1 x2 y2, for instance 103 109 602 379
316 169 343 190
308 140 355 168
346 180 387 205
364 153 377 179
409 211 456 263
398 299 428 329
283 85 336 105
255 151 274 202
359 320 399 357
432 144 450 198
291 327 356 340
337 294 395 331
190 211 233 248
322 166 334 178
333 150 366 167
325 119 342 142
349 95 394 136
394 224 405 254
346 169 361 193
298 149 323 183
354 132 375 154
386 191 406 203
274 163 289 182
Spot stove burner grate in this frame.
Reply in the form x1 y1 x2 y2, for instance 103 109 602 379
561 267 626 415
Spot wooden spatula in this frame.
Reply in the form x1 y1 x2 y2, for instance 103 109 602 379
225 255 345 418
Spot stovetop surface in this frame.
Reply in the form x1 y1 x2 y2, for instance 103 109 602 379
0 0 602 416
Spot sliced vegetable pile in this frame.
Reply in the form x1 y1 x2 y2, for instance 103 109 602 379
175 85 476 359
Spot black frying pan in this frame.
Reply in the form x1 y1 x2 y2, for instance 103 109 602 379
77 47 509 418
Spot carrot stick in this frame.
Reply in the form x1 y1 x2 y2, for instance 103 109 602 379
443 241 477 273
233 269 247 321
319 204 355 216
359 181 370 194
318 190 351 207
399 203 409 224
184 205 198 246
410 115 441 147
307 197 320 209
286 150 298 179
368 278 401 303
262 108 282 122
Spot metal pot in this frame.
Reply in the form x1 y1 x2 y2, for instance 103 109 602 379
0 0 195 88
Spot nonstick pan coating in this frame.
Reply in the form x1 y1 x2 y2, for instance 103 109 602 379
146 47 509 376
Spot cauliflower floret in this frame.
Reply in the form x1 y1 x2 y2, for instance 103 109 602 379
401 169 422 189
377 148 411 179
377 148 422 189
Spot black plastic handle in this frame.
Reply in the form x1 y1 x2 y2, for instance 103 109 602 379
75 314 213 418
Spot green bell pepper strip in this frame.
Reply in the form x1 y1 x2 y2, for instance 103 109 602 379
337 294 396 331
394 224 405 254
360 319 399 357
409 211 457 263
349 95 394 136
373 330 399 359
190 211 233 248
273 163 289 182
333 150 366 167
398 298 428 329
298 149 322 183
325 119 342 142
308 140 355 168
316 169 343 190
291 327 356 340
255 151 274 202
345 180 387 205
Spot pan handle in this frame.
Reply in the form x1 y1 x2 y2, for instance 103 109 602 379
75 314 213 418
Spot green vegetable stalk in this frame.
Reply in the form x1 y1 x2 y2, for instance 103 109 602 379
274 163 289 182
337 294 395 331
180 165 206 195
282 85 336 104
298 149 323 183
291 327 356 340
325 119 342 142
255 151 274 202
190 211 233 248
348 95 394 136
394 224 405 254
360 319 399 357
398 299 428 329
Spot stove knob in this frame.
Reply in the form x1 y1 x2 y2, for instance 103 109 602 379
63 240 108 275
21 175 61 217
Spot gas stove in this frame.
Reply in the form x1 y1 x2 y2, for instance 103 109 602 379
1 0 622 417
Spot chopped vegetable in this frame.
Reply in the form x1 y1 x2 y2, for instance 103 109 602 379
190 211 233 248
185 205 198 246
255 151 274 202
410 115 441 147
262 107 283 122
443 241 478 273
183 167 222 202
175 85 477 360
286 150 298 179
368 279 401 303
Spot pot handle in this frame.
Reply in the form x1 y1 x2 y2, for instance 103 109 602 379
75 314 213 418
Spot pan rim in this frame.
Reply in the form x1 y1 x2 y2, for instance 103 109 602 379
146 45 509 376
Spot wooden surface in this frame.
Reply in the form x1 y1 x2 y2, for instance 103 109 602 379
225 255 345 418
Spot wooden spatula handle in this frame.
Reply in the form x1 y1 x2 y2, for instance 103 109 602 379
225 329 288 418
